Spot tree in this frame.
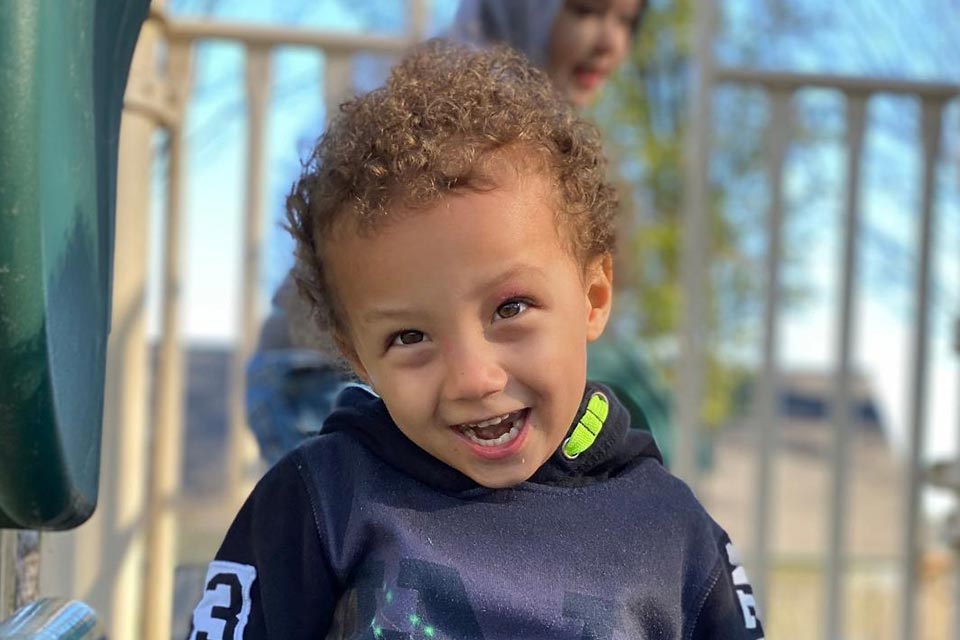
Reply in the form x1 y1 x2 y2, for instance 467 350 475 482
597 0 959 429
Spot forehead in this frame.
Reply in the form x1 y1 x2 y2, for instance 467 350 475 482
334 149 569 244
324 167 581 322
329 162 563 259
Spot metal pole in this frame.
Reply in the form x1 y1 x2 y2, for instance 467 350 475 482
0 598 105 638
227 45 272 510
324 53 353 119
823 92 868 640
676 0 717 490
900 97 944 640
0 531 15 620
954 310 960 640
409 0 429 41
753 88 792 620
953 101 960 640
141 38 192 640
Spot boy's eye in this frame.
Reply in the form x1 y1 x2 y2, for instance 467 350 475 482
495 300 529 320
391 330 425 346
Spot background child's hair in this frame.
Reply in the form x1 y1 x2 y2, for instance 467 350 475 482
286 39 618 337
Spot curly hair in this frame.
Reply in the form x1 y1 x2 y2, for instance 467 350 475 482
286 39 618 338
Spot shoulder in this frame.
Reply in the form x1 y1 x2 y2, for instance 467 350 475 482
687 524 765 638
613 461 731 579
630 469 765 638
190 445 344 638
289 428 382 492
215 434 368 560
619 457 714 527
215 450 323 561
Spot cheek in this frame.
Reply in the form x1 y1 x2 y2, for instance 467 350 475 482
613 29 633 61
372 361 442 414
510 320 588 379
548 20 580 69
377 384 434 435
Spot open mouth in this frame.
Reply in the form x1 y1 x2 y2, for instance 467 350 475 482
572 67 606 91
454 409 528 448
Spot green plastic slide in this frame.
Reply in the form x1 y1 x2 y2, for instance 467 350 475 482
0 0 149 529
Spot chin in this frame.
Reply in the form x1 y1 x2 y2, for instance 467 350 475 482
469 466 534 489
574 91 600 108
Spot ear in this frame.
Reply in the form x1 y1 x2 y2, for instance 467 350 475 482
333 329 372 385
584 253 613 342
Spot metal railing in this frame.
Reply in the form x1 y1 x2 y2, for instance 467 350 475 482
143 6 425 640
679 4 960 639
135 6 427 640
0 599 104 640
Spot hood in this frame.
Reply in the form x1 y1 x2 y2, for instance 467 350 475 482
449 0 564 68
321 382 662 494
449 0 648 70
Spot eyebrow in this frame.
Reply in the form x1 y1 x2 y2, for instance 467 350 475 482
478 263 549 295
360 263 550 324
361 307 416 324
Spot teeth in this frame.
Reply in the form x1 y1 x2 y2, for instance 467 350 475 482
462 424 520 447
458 413 525 447
465 413 510 429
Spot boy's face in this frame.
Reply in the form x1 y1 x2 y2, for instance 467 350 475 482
327 166 613 488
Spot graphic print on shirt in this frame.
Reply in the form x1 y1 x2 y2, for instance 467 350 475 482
562 591 621 639
190 560 257 640
327 558 482 640
722 541 762 634
326 557 633 640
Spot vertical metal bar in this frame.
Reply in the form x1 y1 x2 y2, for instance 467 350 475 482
823 92 868 640
324 53 353 122
13 532 39 614
753 88 793 619
953 102 960 640
0 531 15 620
955 312 960 640
676 0 717 489
227 45 272 510
409 0 428 41
141 39 192 640
900 97 944 640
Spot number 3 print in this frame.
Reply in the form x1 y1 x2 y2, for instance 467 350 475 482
191 561 257 640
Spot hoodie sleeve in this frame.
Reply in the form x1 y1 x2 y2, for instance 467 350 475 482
187 454 339 639
690 528 765 640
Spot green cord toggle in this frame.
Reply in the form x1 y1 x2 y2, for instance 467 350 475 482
562 392 609 459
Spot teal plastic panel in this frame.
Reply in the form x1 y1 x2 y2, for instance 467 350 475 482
0 0 149 529
587 335 674 466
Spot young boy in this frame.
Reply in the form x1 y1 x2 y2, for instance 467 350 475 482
189 41 764 639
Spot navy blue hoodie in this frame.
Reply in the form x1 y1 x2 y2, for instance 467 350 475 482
189 384 764 639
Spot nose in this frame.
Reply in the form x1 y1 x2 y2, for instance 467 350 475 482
440 337 508 403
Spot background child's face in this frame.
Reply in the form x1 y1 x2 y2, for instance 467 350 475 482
546 0 641 107
326 165 613 488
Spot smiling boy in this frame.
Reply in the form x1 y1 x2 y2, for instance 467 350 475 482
323 152 612 489
189 42 764 639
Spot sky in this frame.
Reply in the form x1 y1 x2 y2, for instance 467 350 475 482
148 1 960 478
